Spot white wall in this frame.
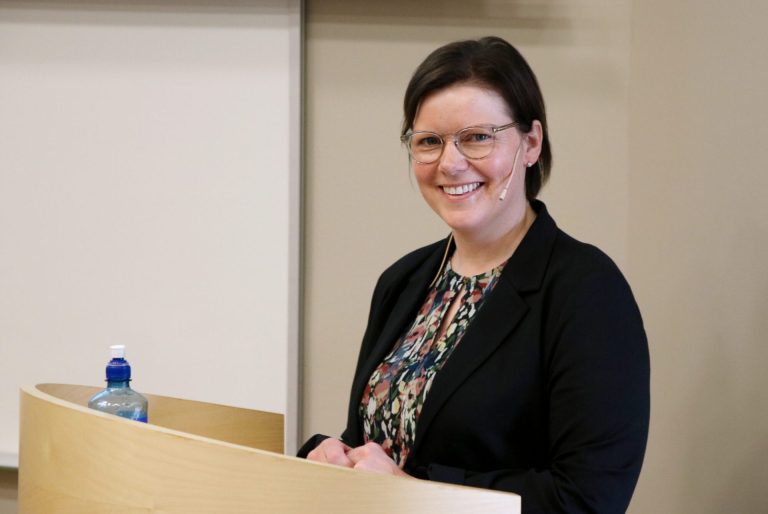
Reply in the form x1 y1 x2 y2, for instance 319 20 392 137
0 0 301 464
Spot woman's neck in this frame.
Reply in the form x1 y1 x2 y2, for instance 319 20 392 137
450 203 536 277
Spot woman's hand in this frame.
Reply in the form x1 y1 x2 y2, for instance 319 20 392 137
307 439 410 478
306 438 354 468
346 442 409 477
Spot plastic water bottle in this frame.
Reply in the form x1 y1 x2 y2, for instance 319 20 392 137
88 344 148 422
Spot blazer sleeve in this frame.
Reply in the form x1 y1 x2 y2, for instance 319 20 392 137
425 268 650 514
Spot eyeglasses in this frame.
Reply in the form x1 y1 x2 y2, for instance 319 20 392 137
400 122 518 164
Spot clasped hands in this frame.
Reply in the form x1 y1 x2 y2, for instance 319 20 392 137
306 438 409 477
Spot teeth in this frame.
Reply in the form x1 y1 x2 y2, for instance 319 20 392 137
443 182 480 195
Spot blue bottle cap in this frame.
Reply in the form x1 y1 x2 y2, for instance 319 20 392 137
105 346 131 382
106 357 131 381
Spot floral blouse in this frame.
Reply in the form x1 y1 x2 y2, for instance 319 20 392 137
359 259 505 467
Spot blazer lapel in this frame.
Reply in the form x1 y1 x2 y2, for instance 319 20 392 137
411 200 558 454
411 274 528 452
354 276 429 394
347 237 452 440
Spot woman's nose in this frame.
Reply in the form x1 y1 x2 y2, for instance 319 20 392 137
437 139 468 174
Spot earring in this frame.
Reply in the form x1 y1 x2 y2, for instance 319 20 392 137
526 162 533 168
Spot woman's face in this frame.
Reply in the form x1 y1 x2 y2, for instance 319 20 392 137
411 83 540 242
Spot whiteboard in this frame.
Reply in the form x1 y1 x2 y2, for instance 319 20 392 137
0 0 302 466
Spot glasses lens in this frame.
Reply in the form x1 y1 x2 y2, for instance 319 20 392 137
408 132 443 163
457 127 496 159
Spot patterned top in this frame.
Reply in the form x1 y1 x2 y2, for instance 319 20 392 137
359 258 505 467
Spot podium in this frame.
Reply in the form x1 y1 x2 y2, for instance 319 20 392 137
19 384 520 513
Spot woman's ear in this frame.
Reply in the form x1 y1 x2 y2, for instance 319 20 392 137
524 120 543 165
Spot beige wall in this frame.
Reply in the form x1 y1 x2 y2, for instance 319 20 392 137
304 1 768 512
627 1 768 512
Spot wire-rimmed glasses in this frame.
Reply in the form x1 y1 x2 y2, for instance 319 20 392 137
400 121 518 164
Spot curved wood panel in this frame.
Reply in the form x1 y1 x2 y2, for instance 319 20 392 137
36 383 284 453
19 384 519 514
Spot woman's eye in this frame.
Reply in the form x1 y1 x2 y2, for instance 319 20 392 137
463 131 493 143
416 135 442 147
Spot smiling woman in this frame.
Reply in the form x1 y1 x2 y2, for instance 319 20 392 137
299 36 649 514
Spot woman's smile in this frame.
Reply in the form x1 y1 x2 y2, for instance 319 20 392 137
440 181 483 197
412 84 530 240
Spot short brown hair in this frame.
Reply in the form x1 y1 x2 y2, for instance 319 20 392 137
402 36 552 201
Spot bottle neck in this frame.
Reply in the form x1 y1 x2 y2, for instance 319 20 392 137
105 357 131 383
106 379 130 388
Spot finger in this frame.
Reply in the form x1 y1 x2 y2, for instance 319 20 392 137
309 439 354 467
346 442 384 464
352 455 409 477
352 455 401 475
325 447 354 467
352 459 389 474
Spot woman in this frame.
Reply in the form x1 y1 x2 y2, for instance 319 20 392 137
299 36 649 514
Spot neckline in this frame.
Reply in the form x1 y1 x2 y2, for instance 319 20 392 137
445 258 506 281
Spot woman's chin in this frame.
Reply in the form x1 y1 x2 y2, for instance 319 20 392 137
438 216 483 236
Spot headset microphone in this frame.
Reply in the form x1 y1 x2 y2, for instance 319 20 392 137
498 143 524 201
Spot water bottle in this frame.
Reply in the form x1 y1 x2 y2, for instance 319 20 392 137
88 344 148 422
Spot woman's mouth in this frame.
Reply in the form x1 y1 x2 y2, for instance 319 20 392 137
441 182 482 196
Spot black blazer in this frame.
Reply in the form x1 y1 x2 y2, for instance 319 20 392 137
300 202 649 514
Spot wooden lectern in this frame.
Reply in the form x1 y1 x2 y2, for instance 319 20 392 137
19 384 520 513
